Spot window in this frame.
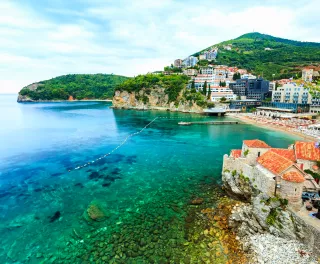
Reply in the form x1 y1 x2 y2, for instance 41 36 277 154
258 152 260 157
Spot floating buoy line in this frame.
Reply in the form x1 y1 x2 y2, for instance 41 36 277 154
69 115 212 172
69 117 158 172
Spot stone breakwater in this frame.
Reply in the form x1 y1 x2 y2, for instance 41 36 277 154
222 170 320 262
112 88 204 113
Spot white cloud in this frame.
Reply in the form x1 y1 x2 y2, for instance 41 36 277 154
0 0 319 94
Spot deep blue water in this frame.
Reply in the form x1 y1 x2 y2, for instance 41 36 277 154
0 94 300 263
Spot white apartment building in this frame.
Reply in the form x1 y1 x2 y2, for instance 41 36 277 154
200 67 214 75
210 87 237 102
182 56 198 67
272 83 311 104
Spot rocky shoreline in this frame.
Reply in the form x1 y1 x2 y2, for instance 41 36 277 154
17 94 112 103
222 170 320 263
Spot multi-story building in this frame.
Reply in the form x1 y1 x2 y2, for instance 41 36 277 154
229 78 270 100
182 56 198 67
174 59 182 67
210 87 237 102
199 49 218 61
302 68 313 82
200 67 214 75
310 90 320 113
183 68 198 76
272 83 311 105
269 82 276 92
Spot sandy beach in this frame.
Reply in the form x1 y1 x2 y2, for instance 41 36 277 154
227 113 318 142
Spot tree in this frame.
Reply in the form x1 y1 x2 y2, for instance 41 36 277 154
203 81 207 96
233 72 241 80
207 84 211 100
191 80 195 89
221 81 226 87
220 97 227 102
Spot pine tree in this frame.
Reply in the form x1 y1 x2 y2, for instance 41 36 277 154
207 84 211 100
203 81 207 96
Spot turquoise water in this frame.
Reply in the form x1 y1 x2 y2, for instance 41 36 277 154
0 94 300 263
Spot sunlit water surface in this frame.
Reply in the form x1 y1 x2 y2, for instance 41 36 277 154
0 95 300 263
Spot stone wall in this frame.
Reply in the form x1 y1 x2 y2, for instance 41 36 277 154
297 159 316 171
222 155 275 196
279 180 303 211
241 144 270 165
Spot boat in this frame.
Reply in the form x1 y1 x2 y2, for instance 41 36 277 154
178 122 191 126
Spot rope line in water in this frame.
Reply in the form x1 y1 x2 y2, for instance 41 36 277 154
69 117 158 172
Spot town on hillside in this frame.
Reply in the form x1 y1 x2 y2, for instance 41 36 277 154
152 50 320 140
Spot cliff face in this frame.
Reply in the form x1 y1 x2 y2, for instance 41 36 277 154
112 88 204 113
17 83 40 102
222 171 320 257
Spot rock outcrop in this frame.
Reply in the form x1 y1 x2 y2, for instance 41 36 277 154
222 171 320 258
17 83 40 102
112 88 204 113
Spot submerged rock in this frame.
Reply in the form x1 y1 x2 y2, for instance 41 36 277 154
189 198 204 205
84 201 108 222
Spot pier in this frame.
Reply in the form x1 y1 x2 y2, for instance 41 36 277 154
178 121 238 126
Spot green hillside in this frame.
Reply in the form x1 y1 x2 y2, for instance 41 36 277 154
193 32 320 80
18 74 129 101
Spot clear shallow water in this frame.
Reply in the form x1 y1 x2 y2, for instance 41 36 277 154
0 95 300 263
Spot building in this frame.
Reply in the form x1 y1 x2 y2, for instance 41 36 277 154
229 99 262 111
241 73 256 79
269 82 276 92
259 102 310 113
223 139 320 211
182 56 198 67
229 78 270 100
210 87 237 102
174 59 183 67
272 83 311 104
302 68 314 82
200 67 214 75
310 90 320 113
183 68 198 76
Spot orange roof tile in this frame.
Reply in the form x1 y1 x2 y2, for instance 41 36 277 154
269 148 296 162
295 141 320 161
231 149 242 158
257 150 293 175
244 139 270 148
282 171 305 183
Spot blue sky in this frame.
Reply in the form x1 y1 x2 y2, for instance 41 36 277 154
1 0 319 93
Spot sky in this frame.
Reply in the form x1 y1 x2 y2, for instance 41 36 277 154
1 0 320 94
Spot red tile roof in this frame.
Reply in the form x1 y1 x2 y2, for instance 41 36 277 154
282 171 305 183
295 141 320 161
257 150 293 175
269 148 296 162
231 149 242 158
312 165 319 171
244 139 271 148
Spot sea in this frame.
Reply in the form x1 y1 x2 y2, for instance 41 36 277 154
0 94 300 263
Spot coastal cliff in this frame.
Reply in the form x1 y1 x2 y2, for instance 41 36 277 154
222 171 320 261
112 74 211 113
112 88 204 113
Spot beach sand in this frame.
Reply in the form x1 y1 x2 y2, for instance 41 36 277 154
227 113 318 142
